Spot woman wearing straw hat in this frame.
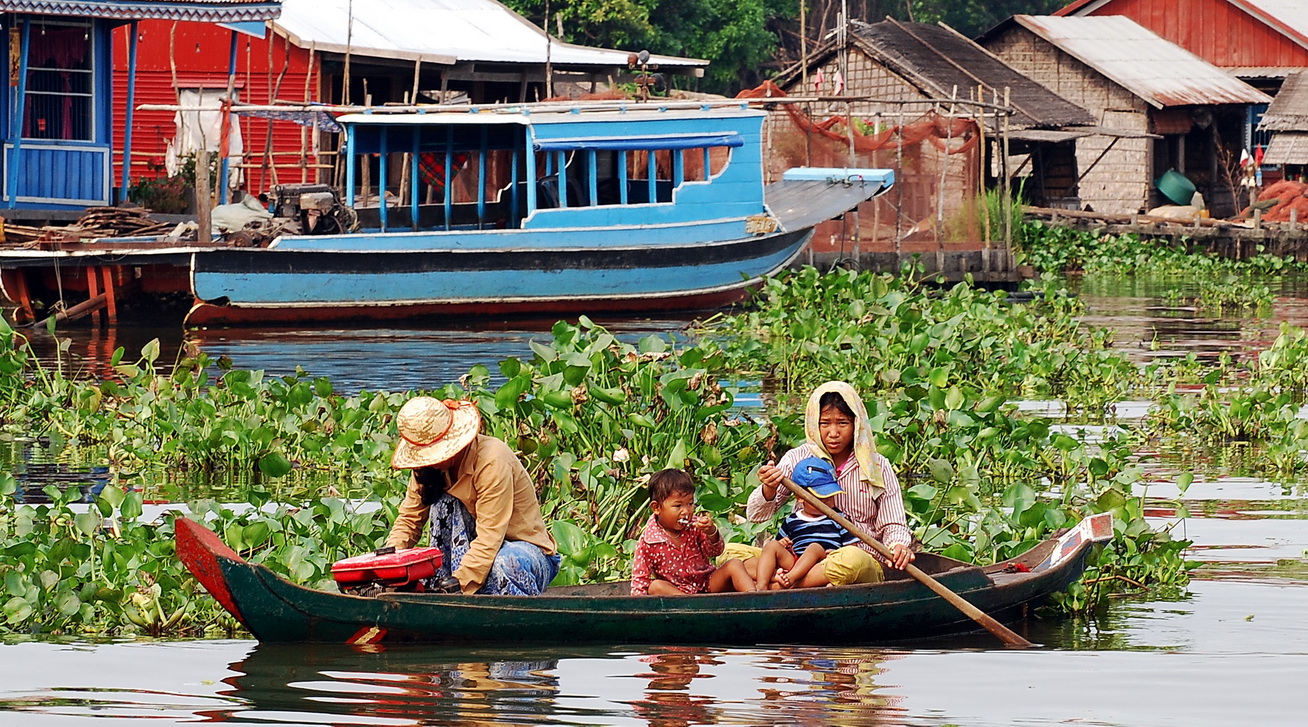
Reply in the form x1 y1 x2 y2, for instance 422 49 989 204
386 396 559 595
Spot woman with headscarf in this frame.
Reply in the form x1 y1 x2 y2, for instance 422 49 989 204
726 381 914 585
386 396 559 595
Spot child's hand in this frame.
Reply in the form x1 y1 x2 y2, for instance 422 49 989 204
693 513 716 537
778 536 793 550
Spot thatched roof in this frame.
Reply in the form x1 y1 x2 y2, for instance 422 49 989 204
1260 71 1308 131
775 19 1095 130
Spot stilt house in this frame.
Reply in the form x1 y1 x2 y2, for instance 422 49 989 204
769 18 1118 261
979 15 1271 216
0 0 279 215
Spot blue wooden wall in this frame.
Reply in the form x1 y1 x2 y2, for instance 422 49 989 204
1 16 114 209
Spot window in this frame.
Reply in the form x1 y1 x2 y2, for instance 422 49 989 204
532 133 739 208
19 20 93 141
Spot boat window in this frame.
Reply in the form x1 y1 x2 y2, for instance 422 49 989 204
19 19 94 142
530 134 737 209
678 146 730 183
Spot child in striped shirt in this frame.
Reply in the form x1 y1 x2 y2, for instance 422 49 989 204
754 456 859 590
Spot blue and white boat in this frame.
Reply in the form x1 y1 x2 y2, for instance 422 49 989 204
0 99 893 327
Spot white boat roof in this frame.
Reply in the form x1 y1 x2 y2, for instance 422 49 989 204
335 102 763 126
272 0 706 68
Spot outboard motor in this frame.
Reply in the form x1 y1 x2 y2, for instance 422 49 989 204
269 183 359 235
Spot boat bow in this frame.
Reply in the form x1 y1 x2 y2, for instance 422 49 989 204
765 168 895 232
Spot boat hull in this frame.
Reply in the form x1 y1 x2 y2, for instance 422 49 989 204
176 515 1108 645
184 228 812 326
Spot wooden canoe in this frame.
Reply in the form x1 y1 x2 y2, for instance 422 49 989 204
176 513 1113 645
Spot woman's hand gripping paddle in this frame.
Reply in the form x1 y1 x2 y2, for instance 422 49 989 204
780 476 1035 648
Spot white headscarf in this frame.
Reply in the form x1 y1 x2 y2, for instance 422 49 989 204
802 381 884 493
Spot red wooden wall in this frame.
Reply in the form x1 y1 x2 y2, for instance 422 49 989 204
112 21 319 196
1060 0 1308 68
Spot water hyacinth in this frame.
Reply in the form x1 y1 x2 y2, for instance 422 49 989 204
0 275 1222 636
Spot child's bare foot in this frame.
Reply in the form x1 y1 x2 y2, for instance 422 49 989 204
771 568 793 589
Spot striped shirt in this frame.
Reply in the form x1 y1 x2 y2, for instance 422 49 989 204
778 510 859 552
747 444 913 563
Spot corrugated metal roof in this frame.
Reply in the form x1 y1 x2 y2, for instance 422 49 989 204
272 0 704 69
1009 15 1271 108
0 0 280 22
1261 70 1308 130
1227 66 1300 79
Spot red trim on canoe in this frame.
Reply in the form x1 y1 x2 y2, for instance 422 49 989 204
347 626 388 645
174 517 250 628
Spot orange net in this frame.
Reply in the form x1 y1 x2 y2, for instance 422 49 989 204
737 81 980 156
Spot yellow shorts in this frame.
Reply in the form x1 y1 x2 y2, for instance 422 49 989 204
719 543 884 585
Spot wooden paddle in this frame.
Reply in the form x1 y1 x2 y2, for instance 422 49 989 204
780 476 1035 648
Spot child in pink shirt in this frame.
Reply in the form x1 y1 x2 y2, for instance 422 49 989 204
630 469 756 595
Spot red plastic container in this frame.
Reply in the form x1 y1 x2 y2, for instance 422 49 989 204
331 547 443 588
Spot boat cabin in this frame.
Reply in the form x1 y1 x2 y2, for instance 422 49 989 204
336 102 767 234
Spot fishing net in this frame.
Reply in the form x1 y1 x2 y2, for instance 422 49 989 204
737 81 985 245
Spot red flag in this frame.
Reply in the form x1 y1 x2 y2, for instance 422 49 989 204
814 67 825 94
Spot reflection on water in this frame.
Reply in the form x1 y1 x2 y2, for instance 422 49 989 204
4 619 1308 726
18 316 701 395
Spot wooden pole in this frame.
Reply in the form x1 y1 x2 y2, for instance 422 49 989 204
936 86 957 270
196 149 212 244
895 104 904 255
979 84 990 262
1002 87 1012 269
781 476 1034 648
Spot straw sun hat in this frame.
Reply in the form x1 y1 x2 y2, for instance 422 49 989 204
391 397 481 469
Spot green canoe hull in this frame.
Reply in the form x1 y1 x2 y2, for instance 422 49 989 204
176 515 1109 645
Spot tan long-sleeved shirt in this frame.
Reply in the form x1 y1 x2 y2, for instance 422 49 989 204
386 435 557 594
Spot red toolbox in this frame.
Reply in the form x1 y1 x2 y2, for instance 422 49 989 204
331 546 443 589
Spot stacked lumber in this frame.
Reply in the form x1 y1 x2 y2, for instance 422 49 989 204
76 206 175 237
0 206 175 247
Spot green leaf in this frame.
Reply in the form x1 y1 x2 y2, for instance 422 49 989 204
141 338 161 364
929 367 949 388
244 520 272 549
258 452 294 478
550 520 589 557
121 491 144 520
494 374 532 410
1001 482 1037 517
944 386 965 410
98 485 126 509
73 511 101 537
4 596 33 624
927 458 955 483
638 335 667 354
665 438 688 470
1176 472 1194 494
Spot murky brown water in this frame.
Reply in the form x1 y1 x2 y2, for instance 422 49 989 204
4 278 1308 725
